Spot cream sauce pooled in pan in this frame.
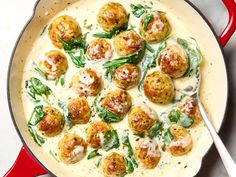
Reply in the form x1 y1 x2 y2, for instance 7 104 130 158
21 0 209 176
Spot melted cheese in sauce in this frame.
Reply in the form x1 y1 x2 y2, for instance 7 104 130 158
21 0 207 176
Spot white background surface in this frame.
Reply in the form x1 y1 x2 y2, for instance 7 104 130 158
0 0 235 176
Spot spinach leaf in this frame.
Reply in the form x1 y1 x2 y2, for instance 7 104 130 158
138 41 166 91
87 149 101 160
103 48 145 81
168 109 194 128
27 105 45 126
142 14 153 30
32 62 47 80
58 101 72 129
147 121 164 139
94 96 121 123
60 75 65 86
67 50 85 68
177 38 202 77
122 135 138 174
59 33 87 51
28 125 45 147
163 128 174 145
25 77 52 103
130 4 151 18
103 130 120 151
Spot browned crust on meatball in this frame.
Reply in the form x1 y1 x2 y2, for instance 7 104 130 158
114 30 144 56
140 12 171 43
144 71 174 104
86 121 112 148
97 2 128 32
177 96 202 126
135 140 161 169
86 39 113 61
128 107 155 135
39 50 68 80
48 15 82 48
100 89 132 118
37 106 64 137
58 134 87 164
158 44 188 78
68 97 91 125
113 64 141 89
101 152 126 177
166 125 193 156
70 68 101 96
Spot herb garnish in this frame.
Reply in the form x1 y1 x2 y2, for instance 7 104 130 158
87 149 101 160
168 109 194 128
142 13 153 30
103 48 145 81
130 4 151 18
147 121 164 139
27 105 45 146
94 96 121 123
177 38 202 77
138 41 167 91
58 101 72 129
59 33 88 68
103 130 120 151
122 135 138 174
25 77 52 103
33 62 47 80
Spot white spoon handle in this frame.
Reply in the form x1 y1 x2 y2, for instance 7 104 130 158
197 100 236 177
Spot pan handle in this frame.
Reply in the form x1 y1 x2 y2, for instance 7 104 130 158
3 146 47 177
219 0 236 47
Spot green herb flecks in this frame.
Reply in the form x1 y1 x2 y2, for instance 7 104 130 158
147 121 164 139
25 77 52 103
103 48 145 81
58 101 72 129
177 38 202 77
142 13 153 30
130 4 151 18
168 109 194 128
49 149 59 162
94 96 121 123
122 135 138 174
32 62 47 80
87 149 101 160
138 41 166 91
28 125 45 147
27 105 45 126
40 25 48 36
83 19 93 30
103 130 120 151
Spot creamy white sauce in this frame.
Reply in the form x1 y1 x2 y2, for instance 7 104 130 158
21 0 207 176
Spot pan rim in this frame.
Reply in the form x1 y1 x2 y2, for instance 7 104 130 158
6 0 229 176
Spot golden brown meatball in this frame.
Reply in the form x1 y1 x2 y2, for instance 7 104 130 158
158 44 189 78
58 134 87 164
128 105 157 135
38 50 68 80
177 96 202 125
86 121 112 148
100 89 132 118
114 30 144 56
140 12 171 43
144 71 174 104
48 15 82 48
113 64 140 89
97 2 128 32
166 124 193 156
68 97 91 125
70 68 101 96
86 39 113 61
37 106 64 137
101 152 126 177
135 139 161 169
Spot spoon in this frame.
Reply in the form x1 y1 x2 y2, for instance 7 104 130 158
183 72 236 177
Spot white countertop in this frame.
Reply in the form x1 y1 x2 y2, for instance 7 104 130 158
0 0 235 176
